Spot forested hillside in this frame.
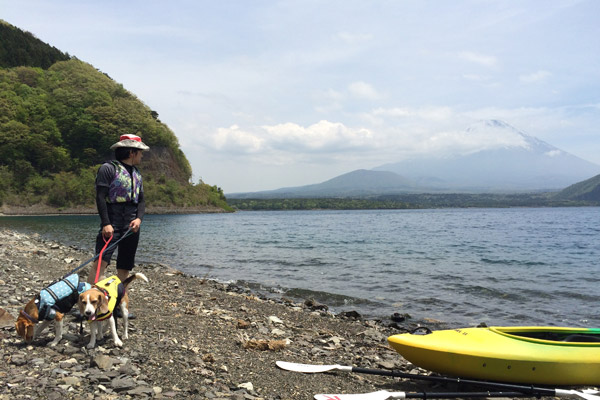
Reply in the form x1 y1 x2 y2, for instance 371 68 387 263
0 20 231 212
552 174 600 202
0 21 70 68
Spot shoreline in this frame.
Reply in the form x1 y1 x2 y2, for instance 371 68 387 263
0 228 551 399
0 204 229 216
0 228 413 399
0 216 445 328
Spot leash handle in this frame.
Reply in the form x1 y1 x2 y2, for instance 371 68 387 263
62 227 133 278
94 233 113 283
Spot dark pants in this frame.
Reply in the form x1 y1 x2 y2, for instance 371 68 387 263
95 203 140 271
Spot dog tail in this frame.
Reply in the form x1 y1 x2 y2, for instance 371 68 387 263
122 272 149 288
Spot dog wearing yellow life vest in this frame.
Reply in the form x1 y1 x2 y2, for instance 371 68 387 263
78 273 148 349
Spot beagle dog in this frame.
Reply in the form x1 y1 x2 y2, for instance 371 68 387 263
15 274 91 346
78 272 148 349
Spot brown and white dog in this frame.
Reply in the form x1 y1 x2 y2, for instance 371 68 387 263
78 272 148 349
15 274 91 346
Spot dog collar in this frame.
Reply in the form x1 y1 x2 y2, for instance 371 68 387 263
19 310 38 324
88 286 112 322
93 311 113 322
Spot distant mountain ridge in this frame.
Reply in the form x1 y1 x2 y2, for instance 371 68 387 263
232 169 415 198
553 174 600 201
229 120 600 199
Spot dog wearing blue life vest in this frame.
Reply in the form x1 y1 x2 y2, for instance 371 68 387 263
15 274 91 346
78 272 148 349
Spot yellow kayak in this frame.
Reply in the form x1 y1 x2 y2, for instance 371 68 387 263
388 326 600 385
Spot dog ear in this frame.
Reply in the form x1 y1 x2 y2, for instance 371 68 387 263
99 294 109 315
26 324 35 341
78 294 86 314
15 319 25 338
15 318 34 341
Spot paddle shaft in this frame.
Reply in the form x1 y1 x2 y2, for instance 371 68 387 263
350 367 556 397
403 391 534 399
316 391 536 400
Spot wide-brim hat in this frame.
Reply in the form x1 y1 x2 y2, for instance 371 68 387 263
110 134 150 151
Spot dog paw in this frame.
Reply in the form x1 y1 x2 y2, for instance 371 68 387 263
114 339 123 347
48 340 60 347
123 333 129 340
86 342 96 349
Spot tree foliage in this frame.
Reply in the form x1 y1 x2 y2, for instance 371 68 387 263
228 192 600 211
0 21 230 211
0 21 70 69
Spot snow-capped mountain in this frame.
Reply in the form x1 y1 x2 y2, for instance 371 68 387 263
373 120 600 191
228 120 600 198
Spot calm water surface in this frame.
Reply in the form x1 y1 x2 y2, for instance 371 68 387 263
1 208 599 328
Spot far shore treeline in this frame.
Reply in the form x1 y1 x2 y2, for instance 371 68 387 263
227 189 600 211
0 21 231 212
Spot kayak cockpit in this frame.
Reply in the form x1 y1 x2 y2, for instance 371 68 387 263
491 326 600 344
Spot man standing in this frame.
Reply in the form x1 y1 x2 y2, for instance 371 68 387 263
88 134 149 285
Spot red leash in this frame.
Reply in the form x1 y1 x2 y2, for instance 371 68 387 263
94 233 113 283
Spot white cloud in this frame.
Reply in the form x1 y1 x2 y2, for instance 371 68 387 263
205 120 375 162
322 88 344 101
519 70 552 83
459 51 498 67
202 102 600 171
462 74 487 81
358 106 582 158
314 88 345 113
335 31 374 45
263 120 374 152
348 81 381 100
372 106 454 121
211 125 264 154
545 150 562 157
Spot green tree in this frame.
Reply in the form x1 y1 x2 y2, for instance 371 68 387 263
0 21 230 212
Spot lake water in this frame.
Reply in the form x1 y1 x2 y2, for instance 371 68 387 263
1 207 599 328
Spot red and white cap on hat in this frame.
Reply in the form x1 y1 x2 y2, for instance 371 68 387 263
110 134 150 151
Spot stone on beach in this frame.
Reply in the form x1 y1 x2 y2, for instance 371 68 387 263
0 227 551 399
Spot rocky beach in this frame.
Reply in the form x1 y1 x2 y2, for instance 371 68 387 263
1 228 551 400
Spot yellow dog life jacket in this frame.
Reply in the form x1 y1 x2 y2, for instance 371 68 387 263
92 275 124 321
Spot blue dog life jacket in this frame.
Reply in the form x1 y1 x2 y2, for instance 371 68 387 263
35 274 91 321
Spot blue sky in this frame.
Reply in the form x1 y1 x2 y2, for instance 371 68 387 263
2 0 599 192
